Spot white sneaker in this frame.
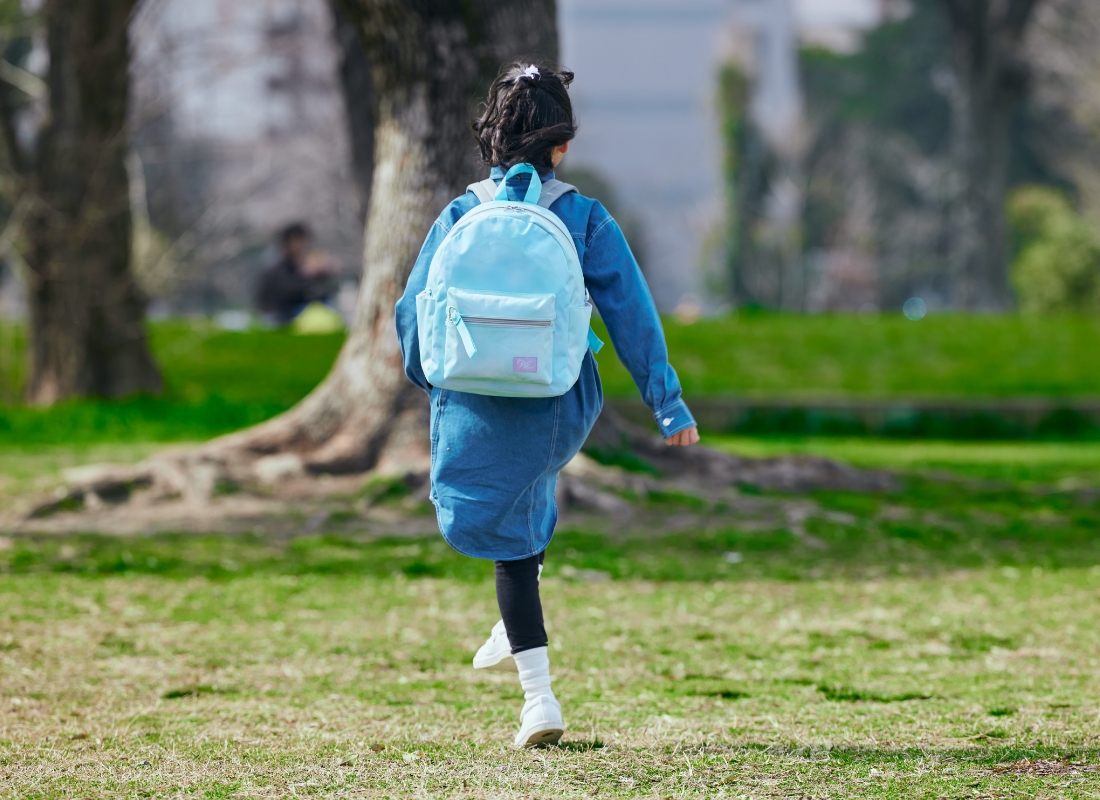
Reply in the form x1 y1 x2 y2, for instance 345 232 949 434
472 620 514 670
513 695 564 748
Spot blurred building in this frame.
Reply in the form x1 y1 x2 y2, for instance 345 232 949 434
558 0 891 312
129 0 361 314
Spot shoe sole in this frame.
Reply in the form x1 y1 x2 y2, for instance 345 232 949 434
472 652 515 671
518 727 563 748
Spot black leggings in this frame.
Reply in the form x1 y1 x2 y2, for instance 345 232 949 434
494 551 546 654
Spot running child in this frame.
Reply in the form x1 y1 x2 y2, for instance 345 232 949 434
394 61 699 748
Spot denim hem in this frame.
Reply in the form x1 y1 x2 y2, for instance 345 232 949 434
439 529 555 562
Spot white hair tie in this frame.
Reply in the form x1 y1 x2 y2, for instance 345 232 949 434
518 65 540 82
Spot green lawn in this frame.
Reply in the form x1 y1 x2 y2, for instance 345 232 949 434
1 314 1099 794
708 436 1100 486
3 464 1095 796
596 311 1100 399
0 321 343 444
0 557 1097 796
2 313 1099 444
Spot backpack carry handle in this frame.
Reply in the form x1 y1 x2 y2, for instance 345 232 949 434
494 163 542 205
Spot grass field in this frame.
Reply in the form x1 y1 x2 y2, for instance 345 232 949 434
709 437 1100 486
0 322 343 444
2 314 1099 795
1 554 1098 796
2 313 1099 444
1 437 1099 795
596 311 1100 400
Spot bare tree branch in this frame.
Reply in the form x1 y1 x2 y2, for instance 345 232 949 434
0 59 46 98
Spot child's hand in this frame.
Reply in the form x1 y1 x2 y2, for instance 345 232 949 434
664 426 700 447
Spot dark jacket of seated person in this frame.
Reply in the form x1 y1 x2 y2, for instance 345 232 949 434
255 223 338 324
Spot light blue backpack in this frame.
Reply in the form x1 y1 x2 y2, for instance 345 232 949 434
416 163 604 398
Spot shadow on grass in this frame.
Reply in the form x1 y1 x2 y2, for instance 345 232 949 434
162 684 238 700
816 684 932 703
557 738 605 752
692 743 1100 771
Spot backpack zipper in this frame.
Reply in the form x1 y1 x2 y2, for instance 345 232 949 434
461 315 553 328
446 308 477 357
446 307 553 358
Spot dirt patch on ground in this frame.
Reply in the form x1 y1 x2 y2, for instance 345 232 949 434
987 758 1100 776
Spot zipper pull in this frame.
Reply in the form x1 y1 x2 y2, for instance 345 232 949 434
447 307 478 358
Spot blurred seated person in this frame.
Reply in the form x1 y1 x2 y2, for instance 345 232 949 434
256 222 339 325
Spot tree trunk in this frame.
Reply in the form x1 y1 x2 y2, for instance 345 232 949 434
331 5 375 221
23 0 161 404
942 0 1042 310
202 0 557 477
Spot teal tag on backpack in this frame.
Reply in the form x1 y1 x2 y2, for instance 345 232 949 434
586 327 604 354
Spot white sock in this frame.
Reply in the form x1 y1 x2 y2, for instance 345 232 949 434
513 646 554 703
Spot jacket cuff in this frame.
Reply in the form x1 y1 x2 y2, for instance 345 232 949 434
653 398 696 438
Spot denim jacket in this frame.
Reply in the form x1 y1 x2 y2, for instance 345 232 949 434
395 166 695 560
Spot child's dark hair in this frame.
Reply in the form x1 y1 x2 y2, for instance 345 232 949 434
472 61 577 173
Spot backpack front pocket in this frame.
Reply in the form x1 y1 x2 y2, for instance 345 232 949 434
443 289 555 385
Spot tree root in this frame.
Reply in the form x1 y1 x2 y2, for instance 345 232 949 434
25 406 895 526
581 408 897 493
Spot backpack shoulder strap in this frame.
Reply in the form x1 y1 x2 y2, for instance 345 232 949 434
466 178 499 204
537 179 577 209
467 176 577 207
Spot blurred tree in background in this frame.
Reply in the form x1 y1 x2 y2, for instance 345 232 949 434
726 0 1100 313
1023 0 1100 233
797 0 955 311
331 6 374 224
0 0 160 404
717 62 759 306
939 0 1043 310
1008 185 1100 313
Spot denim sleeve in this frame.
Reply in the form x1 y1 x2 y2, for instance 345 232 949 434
395 219 450 394
583 211 696 437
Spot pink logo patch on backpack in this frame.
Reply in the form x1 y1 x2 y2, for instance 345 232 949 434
513 357 538 373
